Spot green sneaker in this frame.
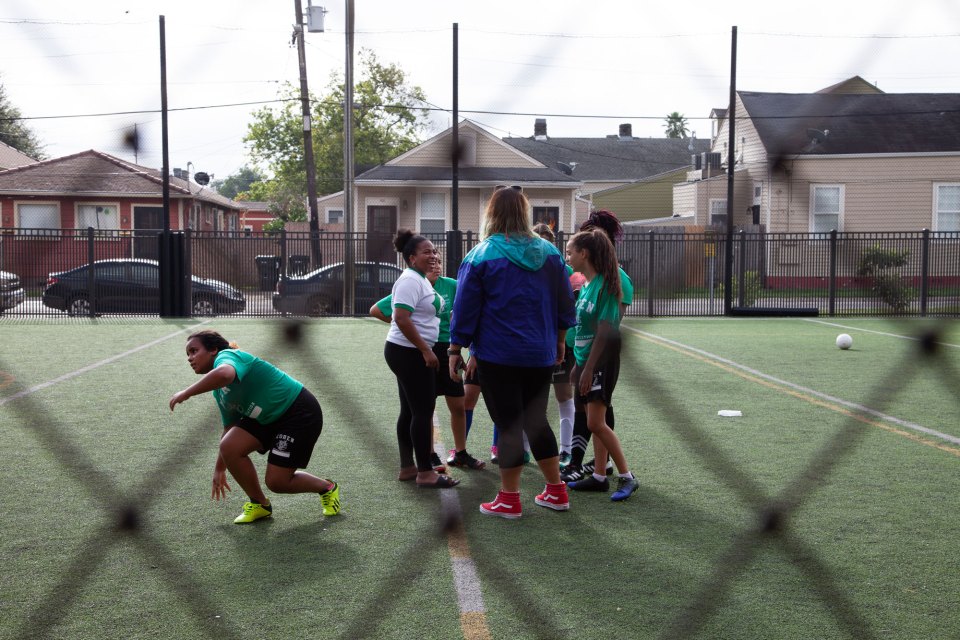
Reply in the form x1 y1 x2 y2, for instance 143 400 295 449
234 501 272 524
320 481 341 516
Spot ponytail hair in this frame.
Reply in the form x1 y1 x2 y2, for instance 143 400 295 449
569 229 621 303
393 228 428 265
188 329 238 351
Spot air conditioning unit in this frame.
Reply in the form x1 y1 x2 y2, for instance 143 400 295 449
691 154 702 170
703 152 722 170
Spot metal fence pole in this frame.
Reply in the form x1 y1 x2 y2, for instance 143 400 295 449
920 228 930 317
647 230 654 317
87 227 95 318
737 230 746 307
828 229 838 317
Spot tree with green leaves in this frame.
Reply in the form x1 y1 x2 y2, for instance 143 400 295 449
211 165 267 200
664 111 690 139
0 82 45 160
244 50 429 220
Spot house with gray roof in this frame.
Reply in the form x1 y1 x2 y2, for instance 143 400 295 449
345 120 579 261
675 81 960 236
504 119 710 223
0 150 245 281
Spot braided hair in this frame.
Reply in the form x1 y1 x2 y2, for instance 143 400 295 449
580 209 623 246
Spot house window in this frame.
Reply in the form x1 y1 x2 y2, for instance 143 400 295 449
16 202 59 236
810 184 843 233
934 184 960 232
709 199 727 227
76 204 119 231
327 208 344 224
419 193 446 236
189 204 201 229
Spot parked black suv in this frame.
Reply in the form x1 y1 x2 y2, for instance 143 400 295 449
272 262 402 316
0 269 25 314
42 259 246 316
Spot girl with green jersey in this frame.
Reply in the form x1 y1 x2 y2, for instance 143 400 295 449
169 329 341 524
564 229 639 502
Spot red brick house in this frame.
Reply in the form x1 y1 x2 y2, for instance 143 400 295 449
0 149 244 282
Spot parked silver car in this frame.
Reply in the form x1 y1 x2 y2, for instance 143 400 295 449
0 269 25 314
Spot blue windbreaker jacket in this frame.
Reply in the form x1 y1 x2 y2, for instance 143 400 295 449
450 233 576 367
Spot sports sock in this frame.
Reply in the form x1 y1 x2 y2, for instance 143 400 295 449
570 410 590 466
558 399 574 452
619 472 634 480
492 423 499 446
465 409 474 437
592 472 606 483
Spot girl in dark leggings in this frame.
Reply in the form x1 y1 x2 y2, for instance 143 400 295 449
384 229 459 488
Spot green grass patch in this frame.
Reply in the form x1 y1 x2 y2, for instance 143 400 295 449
2 317 958 639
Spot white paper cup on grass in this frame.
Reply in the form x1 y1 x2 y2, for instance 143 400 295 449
717 410 742 417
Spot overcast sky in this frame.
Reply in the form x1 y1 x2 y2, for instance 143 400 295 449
1 0 958 184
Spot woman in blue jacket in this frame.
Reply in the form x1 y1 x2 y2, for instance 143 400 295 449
448 186 576 519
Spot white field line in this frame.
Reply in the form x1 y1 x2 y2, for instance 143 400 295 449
623 325 960 447
432 416 491 640
0 323 206 407
803 319 960 349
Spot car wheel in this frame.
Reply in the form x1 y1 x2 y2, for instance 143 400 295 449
192 296 216 316
307 295 335 317
67 295 91 317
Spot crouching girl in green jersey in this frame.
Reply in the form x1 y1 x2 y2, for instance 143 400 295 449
169 329 341 523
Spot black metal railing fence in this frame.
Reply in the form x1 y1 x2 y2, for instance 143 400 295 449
2 227 958 318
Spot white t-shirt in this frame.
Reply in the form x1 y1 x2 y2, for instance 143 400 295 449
386 268 441 348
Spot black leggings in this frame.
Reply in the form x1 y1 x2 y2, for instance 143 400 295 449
477 359 558 469
384 341 437 472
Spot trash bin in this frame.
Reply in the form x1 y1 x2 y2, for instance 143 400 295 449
289 254 310 276
254 255 281 291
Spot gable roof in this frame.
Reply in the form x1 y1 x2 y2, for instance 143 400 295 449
815 75 884 95
503 136 710 182
739 92 960 156
0 149 239 208
357 120 577 185
0 139 37 170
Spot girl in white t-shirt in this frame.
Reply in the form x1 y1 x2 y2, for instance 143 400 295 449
383 229 460 488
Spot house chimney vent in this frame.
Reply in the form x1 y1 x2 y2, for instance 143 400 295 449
534 118 548 141
618 123 633 140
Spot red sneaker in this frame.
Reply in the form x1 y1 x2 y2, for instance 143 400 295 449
479 490 522 519
535 483 570 511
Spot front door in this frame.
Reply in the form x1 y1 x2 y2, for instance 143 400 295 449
366 206 397 263
133 206 164 260
532 206 560 233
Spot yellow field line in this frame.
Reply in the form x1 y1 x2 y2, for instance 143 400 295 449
630 332 960 459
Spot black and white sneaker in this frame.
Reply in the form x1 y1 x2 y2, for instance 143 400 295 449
560 463 586 483
582 458 615 476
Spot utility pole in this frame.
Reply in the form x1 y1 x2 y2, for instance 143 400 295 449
723 26 737 315
342 0 355 315
293 0 321 267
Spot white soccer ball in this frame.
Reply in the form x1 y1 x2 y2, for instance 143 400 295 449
836 333 853 350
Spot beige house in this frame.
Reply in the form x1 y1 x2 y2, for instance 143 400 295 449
317 120 580 261
0 140 37 170
674 78 960 235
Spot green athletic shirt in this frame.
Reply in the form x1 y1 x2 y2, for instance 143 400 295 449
375 276 457 342
619 267 634 307
573 274 621 367
212 349 304 427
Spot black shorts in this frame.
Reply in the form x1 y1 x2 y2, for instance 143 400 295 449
463 364 480 387
235 387 323 469
551 347 575 384
572 340 620 408
433 342 465 398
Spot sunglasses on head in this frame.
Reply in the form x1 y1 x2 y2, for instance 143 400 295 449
494 185 523 192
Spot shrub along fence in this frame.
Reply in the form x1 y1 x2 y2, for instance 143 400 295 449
1 227 958 317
